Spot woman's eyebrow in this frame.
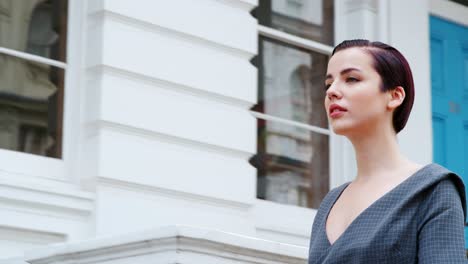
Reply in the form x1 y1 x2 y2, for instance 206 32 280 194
326 67 362 80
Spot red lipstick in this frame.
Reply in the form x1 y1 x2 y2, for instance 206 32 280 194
329 104 347 118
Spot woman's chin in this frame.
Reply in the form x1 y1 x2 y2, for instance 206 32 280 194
331 127 347 135
330 123 354 136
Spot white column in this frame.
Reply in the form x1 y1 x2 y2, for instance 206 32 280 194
82 0 259 236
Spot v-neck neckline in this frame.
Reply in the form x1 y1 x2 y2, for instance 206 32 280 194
323 163 434 248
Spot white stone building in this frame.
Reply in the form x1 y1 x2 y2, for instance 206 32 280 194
0 0 467 263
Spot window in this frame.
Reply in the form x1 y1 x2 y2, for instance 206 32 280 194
251 0 334 208
0 0 67 158
449 0 468 7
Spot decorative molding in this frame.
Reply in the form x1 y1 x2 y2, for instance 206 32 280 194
82 64 257 155
0 226 65 244
0 177 94 219
85 118 253 160
430 0 468 27
87 10 255 58
86 65 254 109
97 176 253 211
24 226 307 264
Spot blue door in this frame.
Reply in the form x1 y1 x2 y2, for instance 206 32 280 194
430 15 468 247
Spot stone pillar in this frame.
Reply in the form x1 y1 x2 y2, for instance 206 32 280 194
81 0 259 236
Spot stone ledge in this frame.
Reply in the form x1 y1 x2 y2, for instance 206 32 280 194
23 225 308 264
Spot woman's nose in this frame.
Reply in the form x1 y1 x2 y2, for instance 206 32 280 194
326 83 342 100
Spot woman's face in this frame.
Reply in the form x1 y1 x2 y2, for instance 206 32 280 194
324 47 390 136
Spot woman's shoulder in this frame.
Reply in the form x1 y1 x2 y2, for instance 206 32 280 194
418 164 465 197
417 163 467 218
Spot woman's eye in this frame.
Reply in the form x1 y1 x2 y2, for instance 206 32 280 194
346 77 359 83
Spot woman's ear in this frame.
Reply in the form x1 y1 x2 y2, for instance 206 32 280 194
387 86 405 110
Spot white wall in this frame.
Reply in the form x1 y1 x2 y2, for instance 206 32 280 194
388 0 433 165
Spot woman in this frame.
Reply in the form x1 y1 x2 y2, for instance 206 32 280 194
308 39 467 263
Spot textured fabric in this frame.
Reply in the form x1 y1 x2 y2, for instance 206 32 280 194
308 163 467 263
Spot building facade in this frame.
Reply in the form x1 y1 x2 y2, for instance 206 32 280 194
0 0 467 262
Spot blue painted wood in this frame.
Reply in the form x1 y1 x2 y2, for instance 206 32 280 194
430 15 468 247
432 114 447 165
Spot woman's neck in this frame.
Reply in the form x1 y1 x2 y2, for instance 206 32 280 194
348 127 410 183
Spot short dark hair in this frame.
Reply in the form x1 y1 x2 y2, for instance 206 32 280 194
332 39 415 133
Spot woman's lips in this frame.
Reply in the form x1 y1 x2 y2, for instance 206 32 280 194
330 110 346 118
329 104 347 118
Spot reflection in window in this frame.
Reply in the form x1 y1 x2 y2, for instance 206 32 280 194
0 55 65 157
254 0 334 45
252 1 333 208
27 2 58 59
0 0 67 158
0 0 67 62
252 40 331 207
19 124 49 155
291 65 313 124
254 38 328 128
252 121 329 208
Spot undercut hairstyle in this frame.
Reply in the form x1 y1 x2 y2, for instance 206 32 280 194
332 39 415 134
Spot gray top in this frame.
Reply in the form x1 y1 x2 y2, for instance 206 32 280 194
308 163 467 263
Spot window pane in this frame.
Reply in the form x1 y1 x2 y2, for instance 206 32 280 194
0 53 64 158
449 0 468 7
0 0 68 62
253 37 329 128
251 120 329 208
255 0 334 45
